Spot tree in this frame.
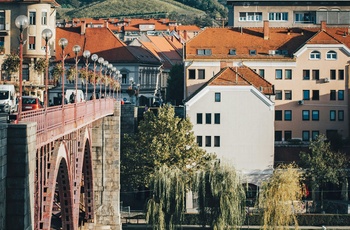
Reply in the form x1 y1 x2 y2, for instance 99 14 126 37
1 53 20 78
258 163 304 230
193 161 246 230
299 134 348 203
166 64 184 105
121 104 214 191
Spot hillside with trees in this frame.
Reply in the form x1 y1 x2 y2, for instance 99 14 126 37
56 0 228 27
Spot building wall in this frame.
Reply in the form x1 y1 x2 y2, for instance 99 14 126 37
0 124 7 230
186 86 274 183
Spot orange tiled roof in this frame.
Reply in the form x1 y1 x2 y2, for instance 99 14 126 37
55 27 137 63
209 66 274 95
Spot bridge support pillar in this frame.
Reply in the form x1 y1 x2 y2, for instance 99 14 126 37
92 103 121 230
6 122 37 230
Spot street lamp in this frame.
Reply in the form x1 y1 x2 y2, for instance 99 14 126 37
41 28 53 109
97 57 104 98
15 15 29 121
72 45 81 103
102 60 109 98
107 63 113 97
58 38 68 106
91 54 98 100
83 50 91 99
111 67 117 98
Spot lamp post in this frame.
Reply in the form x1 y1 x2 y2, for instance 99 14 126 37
83 50 91 100
111 67 117 98
107 63 113 97
91 54 98 100
103 60 109 98
41 28 53 109
72 45 81 103
97 57 104 98
58 38 68 106
15 15 29 121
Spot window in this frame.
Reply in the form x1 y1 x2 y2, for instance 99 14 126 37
229 49 236 55
312 131 319 141
338 69 344 80
330 69 336 80
338 90 344 100
302 131 310 141
41 11 47 25
285 69 292 79
275 90 282 100
338 110 344 121
0 37 4 47
310 51 320 60
259 69 265 78
188 69 195 79
22 64 29 81
121 73 127 84
284 90 292 100
214 136 220 147
214 113 220 124
269 12 288 21
326 51 337 60
312 90 319 100
284 131 292 141
275 131 282 141
239 12 262 21
295 12 316 23
205 136 211 147
312 110 319 121
29 11 36 25
197 136 202 147
303 70 310 80
330 110 336 121
312 69 319 80
0 11 5 30
330 90 336 100
275 69 282 79
197 49 211 55
28 36 35 50
303 90 310 100
275 110 282 121
249 50 256 55
205 113 211 124
284 110 292 121
196 113 203 124
198 69 205 79
215 92 221 102
302 110 310 120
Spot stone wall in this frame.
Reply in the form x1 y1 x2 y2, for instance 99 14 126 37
0 124 7 230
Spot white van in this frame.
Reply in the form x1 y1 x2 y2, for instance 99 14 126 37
65 89 85 103
0 84 17 113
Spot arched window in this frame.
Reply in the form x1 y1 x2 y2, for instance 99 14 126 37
310 50 321 60
326 50 337 60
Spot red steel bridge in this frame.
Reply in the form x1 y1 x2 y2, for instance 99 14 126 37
4 98 121 230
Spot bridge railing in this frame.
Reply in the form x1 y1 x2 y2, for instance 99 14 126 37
20 98 115 148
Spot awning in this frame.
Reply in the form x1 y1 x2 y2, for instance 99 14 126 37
139 94 156 98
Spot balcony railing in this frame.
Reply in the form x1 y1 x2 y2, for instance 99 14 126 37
20 98 115 148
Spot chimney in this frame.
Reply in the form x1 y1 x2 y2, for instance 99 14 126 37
263 20 269 40
183 30 187 40
81 20 86 35
321 21 326 31
104 20 109 28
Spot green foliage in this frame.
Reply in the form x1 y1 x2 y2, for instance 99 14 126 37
299 134 348 201
258 163 304 230
146 165 187 230
34 58 48 74
1 53 20 76
66 65 76 82
121 104 214 191
166 63 184 105
193 161 246 230
50 63 63 82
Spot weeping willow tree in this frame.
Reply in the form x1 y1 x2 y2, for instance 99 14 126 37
193 161 246 230
146 165 187 230
258 163 304 230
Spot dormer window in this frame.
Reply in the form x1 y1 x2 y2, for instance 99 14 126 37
310 50 320 60
229 49 236 55
326 50 337 60
197 49 212 55
249 50 256 55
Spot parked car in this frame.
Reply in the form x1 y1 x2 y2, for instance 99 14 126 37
22 96 43 111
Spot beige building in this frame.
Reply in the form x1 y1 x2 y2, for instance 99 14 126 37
0 0 58 100
227 0 350 28
184 21 349 145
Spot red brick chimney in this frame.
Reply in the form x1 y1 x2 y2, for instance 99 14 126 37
81 20 86 35
263 20 269 40
321 21 327 31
